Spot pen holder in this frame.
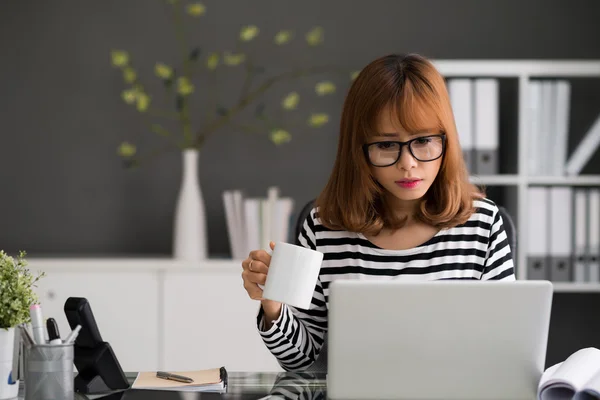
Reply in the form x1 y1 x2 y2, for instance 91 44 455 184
24 343 74 400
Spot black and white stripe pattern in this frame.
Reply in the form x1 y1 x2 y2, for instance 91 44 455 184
257 197 515 371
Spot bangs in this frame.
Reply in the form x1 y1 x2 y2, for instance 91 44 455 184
364 77 444 141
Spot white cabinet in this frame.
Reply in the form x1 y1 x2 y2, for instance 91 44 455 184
33 266 160 372
162 270 282 372
28 259 282 373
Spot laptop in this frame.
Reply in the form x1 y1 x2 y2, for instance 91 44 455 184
326 280 553 400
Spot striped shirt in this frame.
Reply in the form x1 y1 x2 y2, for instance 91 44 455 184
257 197 515 371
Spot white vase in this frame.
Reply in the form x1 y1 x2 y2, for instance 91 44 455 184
0 327 19 399
173 149 208 261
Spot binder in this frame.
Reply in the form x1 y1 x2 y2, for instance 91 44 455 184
588 188 600 282
527 81 542 176
552 80 571 176
473 79 499 175
527 187 549 280
573 189 588 282
549 186 572 282
448 79 474 173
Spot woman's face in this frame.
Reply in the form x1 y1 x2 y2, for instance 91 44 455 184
366 106 444 211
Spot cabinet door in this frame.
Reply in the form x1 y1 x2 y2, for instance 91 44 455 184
34 269 159 372
163 271 282 372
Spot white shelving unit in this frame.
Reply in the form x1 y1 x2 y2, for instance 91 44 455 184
436 59 600 291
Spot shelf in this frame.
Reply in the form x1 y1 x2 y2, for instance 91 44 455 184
470 175 522 186
433 60 600 77
552 283 600 293
527 176 600 186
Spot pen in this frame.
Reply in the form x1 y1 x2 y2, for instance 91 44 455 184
29 304 45 344
64 324 81 344
156 371 194 384
18 325 35 348
46 317 62 344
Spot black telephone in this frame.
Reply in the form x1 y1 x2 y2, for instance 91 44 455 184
64 297 130 393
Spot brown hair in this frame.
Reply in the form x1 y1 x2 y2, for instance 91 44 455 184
315 53 483 235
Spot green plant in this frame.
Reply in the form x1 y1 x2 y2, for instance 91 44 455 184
110 0 356 168
0 251 45 329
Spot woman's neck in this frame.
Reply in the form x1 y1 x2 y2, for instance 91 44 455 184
385 194 420 222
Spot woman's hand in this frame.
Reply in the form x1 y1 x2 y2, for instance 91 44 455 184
241 241 282 328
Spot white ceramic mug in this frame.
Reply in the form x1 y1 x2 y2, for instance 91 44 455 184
262 242 324 310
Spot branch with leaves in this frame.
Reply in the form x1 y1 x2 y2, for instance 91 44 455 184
110 0 358 168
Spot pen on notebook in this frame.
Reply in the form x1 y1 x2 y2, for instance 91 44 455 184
29 304 45 344
46 317 62 344
64 325 82 344
156 371 194 383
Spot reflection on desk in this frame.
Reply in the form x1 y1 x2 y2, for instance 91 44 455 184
73 372 327 400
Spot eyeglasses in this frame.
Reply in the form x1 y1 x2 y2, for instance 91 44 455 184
363 134 446 167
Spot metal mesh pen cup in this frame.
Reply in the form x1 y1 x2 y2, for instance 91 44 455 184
24 343 74 400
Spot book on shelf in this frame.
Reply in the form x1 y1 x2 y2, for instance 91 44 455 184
538 347 600 400
223 186 295 259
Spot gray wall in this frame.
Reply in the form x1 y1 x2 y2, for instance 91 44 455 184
2 0 600 258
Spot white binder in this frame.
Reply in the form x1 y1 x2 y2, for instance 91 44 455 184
573 188 588 282
473 79 499 175
552 80 571 176
588 188 600 282
527 81 542 176
448 79 474 173
527 187 549 280
549 186 573 281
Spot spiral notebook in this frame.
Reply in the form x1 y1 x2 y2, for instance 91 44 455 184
132 366 227 392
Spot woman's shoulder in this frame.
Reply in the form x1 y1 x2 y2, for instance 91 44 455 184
470 196 502 222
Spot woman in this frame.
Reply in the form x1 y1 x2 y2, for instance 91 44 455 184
241 53 515 371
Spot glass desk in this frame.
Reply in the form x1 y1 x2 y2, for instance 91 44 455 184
17 371 327 400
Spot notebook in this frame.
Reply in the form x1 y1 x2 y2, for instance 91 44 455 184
131 366 227 392
538 347 600 399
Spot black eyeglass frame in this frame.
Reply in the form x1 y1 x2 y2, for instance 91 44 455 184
362 134 447 167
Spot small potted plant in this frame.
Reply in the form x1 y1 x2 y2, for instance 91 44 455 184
0 250 45 399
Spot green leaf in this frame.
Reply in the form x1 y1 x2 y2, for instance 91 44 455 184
240 25 259 41
270 129 292 145
117 142 136 157
274 30 293 45
308 113 329 127
136 93 151 112
223 52 246 66
305 27 324 46
123 67 136 84
206 53 219 70
121 89 137 105
177 77 194 96
155 63 173 79
315 81 336 96
186 3 206 16
110 50 129 68
282 92 299 110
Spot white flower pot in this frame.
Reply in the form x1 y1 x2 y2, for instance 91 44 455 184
173 149 208 261
0 328 19 399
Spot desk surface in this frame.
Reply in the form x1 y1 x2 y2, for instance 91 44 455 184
18 371 327 400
